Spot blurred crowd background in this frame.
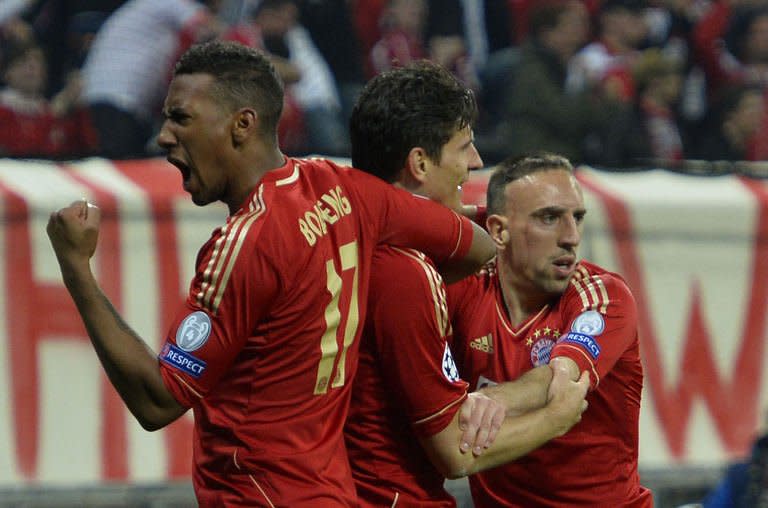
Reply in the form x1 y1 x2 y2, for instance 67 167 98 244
1 0 767 170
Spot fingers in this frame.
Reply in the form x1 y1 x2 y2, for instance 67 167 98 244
577 370 591 394
459 393 505 455
471 403 493 456
474 401 506 455
458 397 474 453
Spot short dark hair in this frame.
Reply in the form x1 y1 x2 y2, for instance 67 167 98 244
486 153 574 214
349 60 477 182
174 40 284 138
600 0 645 14
529 1 571 39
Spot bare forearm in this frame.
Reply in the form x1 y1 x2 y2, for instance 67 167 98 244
423 403 568 479
61 263 184 430
481 365 552 415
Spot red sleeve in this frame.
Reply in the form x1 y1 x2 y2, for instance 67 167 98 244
369 247 468 437
158 216 279 407
473 204 487 229
550 270 638 390
692 2 735 91
349 168 475 265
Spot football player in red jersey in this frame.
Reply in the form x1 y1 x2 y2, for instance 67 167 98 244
45 41 496 507
448 153 653 507
345 61 590 507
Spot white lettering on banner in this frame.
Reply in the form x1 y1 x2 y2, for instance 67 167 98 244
578 169 768 463
0 159 195 485
39 341 101 481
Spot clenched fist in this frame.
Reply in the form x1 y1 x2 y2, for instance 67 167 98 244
47 199 101 269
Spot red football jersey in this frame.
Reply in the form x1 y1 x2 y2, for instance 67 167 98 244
346 246 469 508
158 157 475 507
447 260 652 508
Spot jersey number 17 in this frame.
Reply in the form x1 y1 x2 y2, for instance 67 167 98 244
314 241 359 395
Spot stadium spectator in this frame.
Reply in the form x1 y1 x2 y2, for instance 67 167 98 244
567 0 650 102
0 39 96 158
350 0 388 61
224 0 308 153
368 0 428 75
703 418 768 507
345 61 589 507
296 0 366 135
80 0 223 159
692 1 768 96
12 1 125 95
599 47 687 166
233 0 349 156
423 0 516 92
418 0 519 160
633 48 687 162
692 84 765 160
500 0 624 163
424 0 479 90
46 40 495 506
447 153 652 507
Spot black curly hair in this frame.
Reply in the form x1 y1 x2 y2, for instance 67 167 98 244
349 60 477 182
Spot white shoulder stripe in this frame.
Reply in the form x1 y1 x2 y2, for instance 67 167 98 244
392 247 450 336
570 272 610 314
196 185 266 313
275 163 300 186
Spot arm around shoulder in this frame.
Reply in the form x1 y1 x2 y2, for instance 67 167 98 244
440 221 495 284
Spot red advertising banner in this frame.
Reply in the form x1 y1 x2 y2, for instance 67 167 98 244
0 159 765 485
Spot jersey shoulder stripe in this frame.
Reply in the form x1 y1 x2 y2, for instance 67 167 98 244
196 185 267 313
391 247 451 337
570 266 610 314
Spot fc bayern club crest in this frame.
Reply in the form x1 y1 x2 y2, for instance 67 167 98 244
530 338 555 366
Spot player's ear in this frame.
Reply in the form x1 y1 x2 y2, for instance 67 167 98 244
232 108 257 145
486 214 509 248
405 147 429 183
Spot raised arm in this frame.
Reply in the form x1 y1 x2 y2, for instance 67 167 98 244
47 200 186 430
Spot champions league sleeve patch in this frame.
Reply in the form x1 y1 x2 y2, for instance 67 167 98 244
159 311 212 378
560 310 604 360
571 310 605 336
441 344 461 383
175 311 212 351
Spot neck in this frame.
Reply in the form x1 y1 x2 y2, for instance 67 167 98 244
225 144 285 214
497 263 549 328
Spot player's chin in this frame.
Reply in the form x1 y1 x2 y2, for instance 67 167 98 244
189 189 214 207
542 276 570 296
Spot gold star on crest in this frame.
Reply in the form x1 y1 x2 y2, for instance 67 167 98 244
543 326 551 336
526 337 534 347
554 329 560 338
533 329 541 338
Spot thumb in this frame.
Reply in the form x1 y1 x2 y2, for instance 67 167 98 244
577 370 591 391
84 200 101 227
